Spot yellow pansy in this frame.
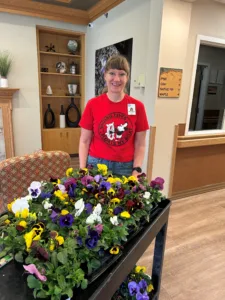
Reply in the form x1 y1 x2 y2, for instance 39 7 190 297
108 208 114 216
57 179 61 184
18 220 27 228
66 167 73 177
54 190 68 201
110 198 121 204
49 239 55 252
24 230 36 251
128 176 137 182
82 188 88 192
56 236 64 245
122 176 128 184
7 201 14 212
4 219 10 225
97 164 108 175
120 211 131 219
81 168 88 174
107 177 123 184
147 284 154 293
110 246 120 255
135 266 147 273
29 212 37 220
107 188 115 196
61 209 69 215
21 208 29 219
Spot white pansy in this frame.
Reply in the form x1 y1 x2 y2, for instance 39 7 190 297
58 184 66 193
86 213 102 225
143 191 151 199
110 216 119 226
28 181 42 198
75 198 85 217
93 203 102 215
12 197 29 214
43 200 53 210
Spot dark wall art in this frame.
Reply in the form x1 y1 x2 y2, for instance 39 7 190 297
95 38 133 96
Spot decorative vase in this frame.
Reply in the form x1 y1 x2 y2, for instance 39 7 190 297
65 98 81 128
0 77 8 88
56 61 67 74
69 61 76 74
67 40 78 55
59 105 65 129
68 84 77 96
44 104 55 128
46 85 53 95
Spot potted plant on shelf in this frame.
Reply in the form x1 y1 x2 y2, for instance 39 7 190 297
0 51 13 88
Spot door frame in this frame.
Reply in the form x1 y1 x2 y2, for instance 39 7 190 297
185 34 225 135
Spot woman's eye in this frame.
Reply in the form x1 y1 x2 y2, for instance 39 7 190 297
119 73 126 77
109 72 115 76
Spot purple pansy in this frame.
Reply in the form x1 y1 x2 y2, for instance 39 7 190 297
81 175 94 186
68 184 76 198
40 192 52 199
85 203 93 214
64 178 76 189
85 229 99 249
95 224 103 234
136 292 149 300
77 236 83 246
124 190 131 195
50 210 59 222
94 174 102 183
113 206 124 215
128 281 140 296
99 181 111 191
59 214 74 227
150 177 164 190
138 279 147 291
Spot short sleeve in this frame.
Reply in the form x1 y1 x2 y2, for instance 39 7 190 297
136 102 149 132
79 99 93 130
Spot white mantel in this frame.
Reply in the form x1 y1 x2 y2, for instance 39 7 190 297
0 88 19 159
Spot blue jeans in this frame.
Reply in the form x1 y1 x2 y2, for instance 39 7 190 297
87 155 133 177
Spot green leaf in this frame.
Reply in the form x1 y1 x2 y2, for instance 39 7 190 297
64 288 73 298
57 251 68 264
0 250 7 258
36 290 48 298
81 279 88 290
54 286 62 295
0 214 8 224
25 256 33 265
15 251 24 263
57 274 66 290
27 275 42 289
91 258 101 270
51 251 58 268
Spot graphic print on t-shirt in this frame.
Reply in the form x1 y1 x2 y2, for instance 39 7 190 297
98 112 133 146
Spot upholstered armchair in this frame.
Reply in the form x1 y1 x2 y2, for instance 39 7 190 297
0 150 71 213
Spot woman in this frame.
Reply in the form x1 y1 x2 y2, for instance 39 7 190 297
79 55 149 177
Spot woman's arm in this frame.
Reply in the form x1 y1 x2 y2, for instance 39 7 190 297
132 131 147 177
79 128 93 168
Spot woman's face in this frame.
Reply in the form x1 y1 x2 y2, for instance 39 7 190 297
104 69 129 95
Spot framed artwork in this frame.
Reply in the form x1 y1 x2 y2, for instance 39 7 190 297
0 108 6 161
158 68 183 98
207 85 218 95
95 38 133 96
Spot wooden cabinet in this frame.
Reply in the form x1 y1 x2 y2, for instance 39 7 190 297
42 128 81 154
36 26 85 154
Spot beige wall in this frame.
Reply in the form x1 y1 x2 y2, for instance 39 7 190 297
152 0 192 195
0 12 86 156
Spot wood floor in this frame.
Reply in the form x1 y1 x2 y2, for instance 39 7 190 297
138 189 225 300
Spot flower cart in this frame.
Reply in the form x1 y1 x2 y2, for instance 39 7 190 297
0 165 171 300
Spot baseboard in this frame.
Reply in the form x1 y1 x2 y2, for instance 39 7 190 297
171 182 225 200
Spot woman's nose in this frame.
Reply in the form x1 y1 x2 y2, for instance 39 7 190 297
113 74 120 81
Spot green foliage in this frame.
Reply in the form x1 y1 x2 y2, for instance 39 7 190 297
0 51 13 77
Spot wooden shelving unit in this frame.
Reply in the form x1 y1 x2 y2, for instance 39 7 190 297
36 26 85 155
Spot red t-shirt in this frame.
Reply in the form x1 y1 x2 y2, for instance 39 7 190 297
79 94 149 162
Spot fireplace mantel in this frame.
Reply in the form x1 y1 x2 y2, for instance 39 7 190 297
0 88 19 159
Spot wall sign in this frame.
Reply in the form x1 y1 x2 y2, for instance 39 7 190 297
158 68 183 98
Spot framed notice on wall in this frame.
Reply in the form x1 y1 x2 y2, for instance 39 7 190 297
158 68 183 98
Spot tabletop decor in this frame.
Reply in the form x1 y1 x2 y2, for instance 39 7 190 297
0 164 165 300
0 50 13 88
112 265 154 300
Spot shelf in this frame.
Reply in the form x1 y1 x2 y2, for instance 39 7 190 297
41 72 81 77
41 95 81 98
40 51 81 58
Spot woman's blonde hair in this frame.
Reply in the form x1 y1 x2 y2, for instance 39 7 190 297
105 55 130 77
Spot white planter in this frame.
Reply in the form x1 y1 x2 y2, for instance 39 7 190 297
0 77 8 88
